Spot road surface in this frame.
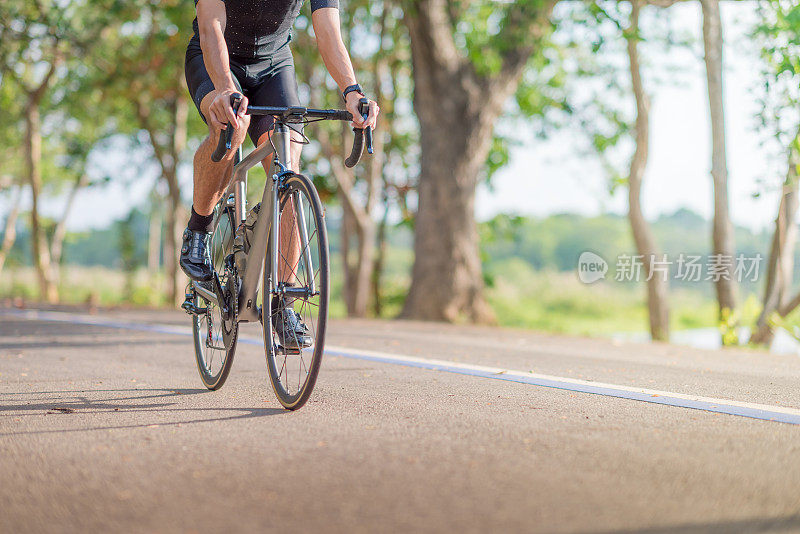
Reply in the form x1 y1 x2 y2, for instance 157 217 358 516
2 305 800 533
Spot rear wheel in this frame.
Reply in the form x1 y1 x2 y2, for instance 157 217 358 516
192 201 238 390
263 173 329 410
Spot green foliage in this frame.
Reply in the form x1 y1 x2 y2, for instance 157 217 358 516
552 1 693 185
753 1 800 166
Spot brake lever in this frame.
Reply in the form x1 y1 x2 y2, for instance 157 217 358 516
358 97 373 155
226 93 243 150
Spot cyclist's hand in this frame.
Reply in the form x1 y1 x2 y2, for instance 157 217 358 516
208 89 248 131
345 92 379 130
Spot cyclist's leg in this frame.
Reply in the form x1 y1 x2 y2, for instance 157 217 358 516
185 40 251 217
192 102 250 216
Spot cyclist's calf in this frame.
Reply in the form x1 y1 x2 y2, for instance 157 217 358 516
191 120 250 216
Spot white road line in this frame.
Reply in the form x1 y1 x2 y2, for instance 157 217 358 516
4 308 800 425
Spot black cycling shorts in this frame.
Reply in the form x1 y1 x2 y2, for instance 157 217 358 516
185 35 301 144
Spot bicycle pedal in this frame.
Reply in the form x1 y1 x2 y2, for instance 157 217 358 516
277 346 302 355
181 294 194 314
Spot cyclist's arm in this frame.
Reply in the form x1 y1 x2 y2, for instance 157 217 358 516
311 6 378 129
196 0 243 129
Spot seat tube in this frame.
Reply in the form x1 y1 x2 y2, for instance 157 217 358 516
235 179 247 225
232 147 247 224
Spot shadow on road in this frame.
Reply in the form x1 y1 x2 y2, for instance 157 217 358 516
591 514 800 534
0 387 286 436
2 337 186 350
1 318 142 338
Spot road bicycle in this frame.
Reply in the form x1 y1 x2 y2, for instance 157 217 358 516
181 93 372 410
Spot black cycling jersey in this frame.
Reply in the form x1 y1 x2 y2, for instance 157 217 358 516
192 0 338 61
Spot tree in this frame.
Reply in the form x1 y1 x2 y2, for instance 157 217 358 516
749 0 800 345
0 186 23 274
400 0 558 322
624 0 669 340
0 0 133 301
700 0 737 344
0 71 26 275
295 0 416 317
1 2 63 301
94 0 198 304
564 1 675 340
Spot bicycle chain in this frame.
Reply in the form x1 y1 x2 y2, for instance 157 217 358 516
222 258 239 344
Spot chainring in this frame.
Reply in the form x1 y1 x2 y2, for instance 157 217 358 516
221 258 239 347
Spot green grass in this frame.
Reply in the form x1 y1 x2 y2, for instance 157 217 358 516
3 262 772 340
1 267 171 308
484 258 723 336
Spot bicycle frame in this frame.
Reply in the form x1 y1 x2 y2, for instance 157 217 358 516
192 122 303 324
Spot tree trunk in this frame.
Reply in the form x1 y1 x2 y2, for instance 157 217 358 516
335 154 377 318
350 220 375 316
340 198 355 312
163 182 182 305
400 106 495 322
24 105 58 303
371 191 390 316
140 90 188 306
321 123 379 318
626 0 669 341
50 171 90 285
169 94 189 305
750 135 800 345
148 197 162 273
401 0 555 322
0 186 22 274
701 0 737 342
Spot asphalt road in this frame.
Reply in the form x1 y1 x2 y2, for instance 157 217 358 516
2 305 800 533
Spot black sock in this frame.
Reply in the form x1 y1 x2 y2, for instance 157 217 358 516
187 206 214 233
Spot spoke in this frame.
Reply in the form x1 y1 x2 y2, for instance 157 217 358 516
297 301 310 377
278 240 301 284
266 186 326 399
278 193 318 285
297 299 319 309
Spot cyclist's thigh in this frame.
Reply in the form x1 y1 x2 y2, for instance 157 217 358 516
185 38 246 125
246 49 302 145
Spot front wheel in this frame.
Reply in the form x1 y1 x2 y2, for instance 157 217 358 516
263 173 329 410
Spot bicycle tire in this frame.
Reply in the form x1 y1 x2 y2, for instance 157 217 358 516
262 172 329 410
192 202 239 390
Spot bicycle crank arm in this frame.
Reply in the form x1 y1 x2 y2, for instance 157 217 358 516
280 287 319 299
192 281 219 308
212 272 230 319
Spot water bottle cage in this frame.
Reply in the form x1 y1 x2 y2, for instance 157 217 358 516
233 202 262 275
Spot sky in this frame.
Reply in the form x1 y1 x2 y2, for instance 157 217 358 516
29 2 788 233
476 2 783 231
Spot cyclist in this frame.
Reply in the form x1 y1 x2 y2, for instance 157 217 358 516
180 0 379 348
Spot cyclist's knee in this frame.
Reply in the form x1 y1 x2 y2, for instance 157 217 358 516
204 117 250 159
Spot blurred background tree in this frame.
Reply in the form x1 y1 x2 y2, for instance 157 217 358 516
4 0 800 353
749 0 800 345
